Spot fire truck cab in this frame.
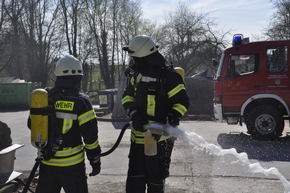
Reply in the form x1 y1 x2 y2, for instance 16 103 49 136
214 34 290 139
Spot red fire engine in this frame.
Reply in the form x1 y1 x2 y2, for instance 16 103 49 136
213 34 290 139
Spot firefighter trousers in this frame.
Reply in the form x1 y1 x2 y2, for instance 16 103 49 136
126 138 175 193
35 162 88 193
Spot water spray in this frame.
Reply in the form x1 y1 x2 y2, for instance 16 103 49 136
144 122 290 193
186 132 290 193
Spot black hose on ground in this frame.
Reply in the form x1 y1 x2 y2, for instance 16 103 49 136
100 122 130 157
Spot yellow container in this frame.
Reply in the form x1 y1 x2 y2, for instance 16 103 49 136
144 131 157 156
30 88 48 148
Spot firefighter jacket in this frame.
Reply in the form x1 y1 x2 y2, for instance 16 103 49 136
37 86 101 167
122 67 190 144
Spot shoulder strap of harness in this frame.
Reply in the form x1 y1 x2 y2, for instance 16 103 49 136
41 87 63 160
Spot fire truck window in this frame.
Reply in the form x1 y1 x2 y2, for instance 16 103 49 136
228 54 258 78
267 46 288 72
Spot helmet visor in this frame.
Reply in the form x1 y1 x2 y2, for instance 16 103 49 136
123 46 135 55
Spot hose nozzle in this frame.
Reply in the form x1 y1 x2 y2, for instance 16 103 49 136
144 122 185 138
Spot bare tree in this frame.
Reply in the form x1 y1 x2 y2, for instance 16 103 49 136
59 0 86 57
0 0 12 74
84 0 110 88
0 0 60 86
18 0 61 86
265 0 290 40
160 2 228 76
2 0 25 79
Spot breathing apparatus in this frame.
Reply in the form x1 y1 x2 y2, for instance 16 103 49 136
22 88 53 193
30 89 50 153
30 88 63 160
174 67 185 81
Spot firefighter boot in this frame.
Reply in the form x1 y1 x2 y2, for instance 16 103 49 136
147 180 165 193
126 175 146 193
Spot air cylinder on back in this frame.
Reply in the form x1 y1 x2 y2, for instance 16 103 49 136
30 88 49 149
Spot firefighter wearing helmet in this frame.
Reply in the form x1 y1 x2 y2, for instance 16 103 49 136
122 35 189 193
28 54 101 193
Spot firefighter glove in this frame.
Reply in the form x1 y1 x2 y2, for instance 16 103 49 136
152 134 161 141
131 112 147 132
168 115 180 127
89 157 101 176
126 105 137 118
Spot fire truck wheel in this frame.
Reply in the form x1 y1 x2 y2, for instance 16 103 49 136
246 105 284 140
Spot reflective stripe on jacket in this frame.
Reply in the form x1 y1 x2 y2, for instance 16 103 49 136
42 87 101 167
122 68 189 144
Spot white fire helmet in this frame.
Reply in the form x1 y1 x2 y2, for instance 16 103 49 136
54 54 83 76
125 35 159 58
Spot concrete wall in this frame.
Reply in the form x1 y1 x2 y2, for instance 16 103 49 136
184 77 214 116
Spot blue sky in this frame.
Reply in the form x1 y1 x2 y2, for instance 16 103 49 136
141 0 274 42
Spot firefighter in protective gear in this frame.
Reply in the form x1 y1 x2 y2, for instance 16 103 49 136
122 35 189 193
28 54 101 193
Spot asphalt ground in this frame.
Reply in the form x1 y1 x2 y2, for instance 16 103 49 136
1 110 290 193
